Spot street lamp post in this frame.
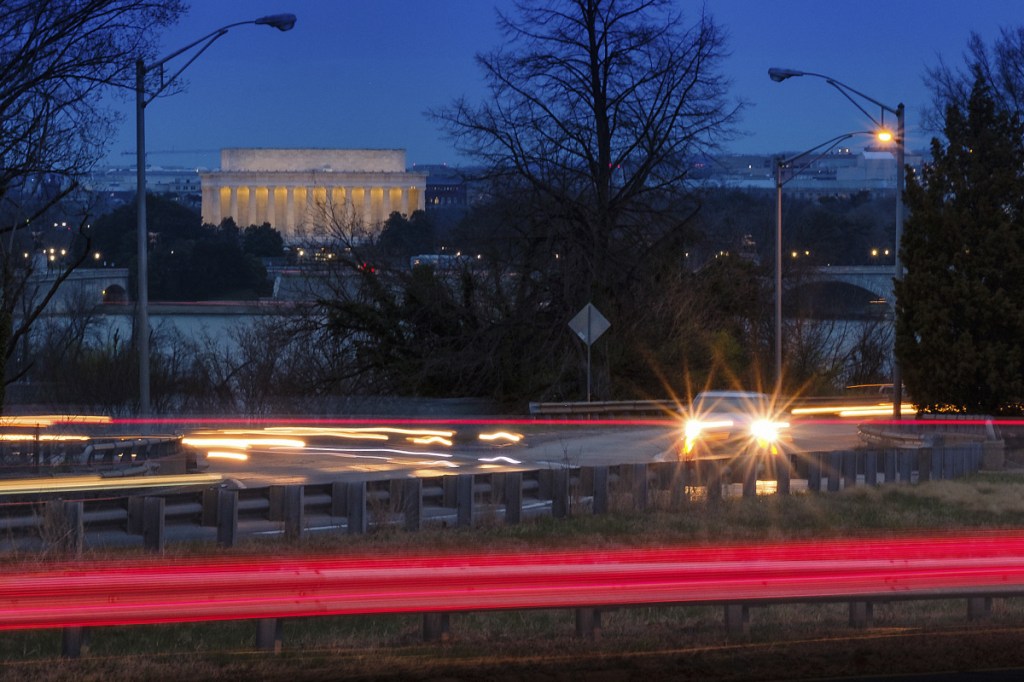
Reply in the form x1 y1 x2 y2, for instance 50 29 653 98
774 132 864 385
135 14 296 417
768 67 905 417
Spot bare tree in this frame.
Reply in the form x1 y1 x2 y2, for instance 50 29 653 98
431 0 741 398
0 0 186 408
924 27 1024 132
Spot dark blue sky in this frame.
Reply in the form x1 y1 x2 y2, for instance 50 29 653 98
104 0 1024 170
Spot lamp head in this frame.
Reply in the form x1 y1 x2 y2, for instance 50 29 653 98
255 13 297 31
768 67 804 83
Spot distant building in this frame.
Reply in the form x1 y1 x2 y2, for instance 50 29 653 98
85 166 203 211
707 146 926 197
414 164 469 210
199 149 427 241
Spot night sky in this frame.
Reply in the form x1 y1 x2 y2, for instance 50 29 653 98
102 0 1024 170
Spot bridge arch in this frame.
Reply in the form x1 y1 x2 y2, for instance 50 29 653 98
786 280 889 319
102 283 127 304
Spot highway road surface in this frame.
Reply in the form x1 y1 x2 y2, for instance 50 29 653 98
194 417 863 488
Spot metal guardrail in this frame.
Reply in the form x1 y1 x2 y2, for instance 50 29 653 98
529 400 678 416
858 414 1002 448
0 440 990 555
0 439 1002 658
0 434 194 476
7 532 1024 656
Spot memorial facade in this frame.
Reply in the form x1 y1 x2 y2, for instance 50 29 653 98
200 149 427 240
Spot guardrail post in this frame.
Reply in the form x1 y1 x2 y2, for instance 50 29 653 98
884 449 897 484
575 607 602 640
842 450 858 489
826 452 842 492
269 485 286 522
917 448 932 482
256 618 282 654
968 596 992 620
201 488 219 526
488 472 505 506
930 447 943 481
971 442 984 473
591 466 609 514
705 461 723 503
55 500 84 557
552 468 570 518
347 481 367 535
775 454 791 495
741 457 757 498
537 469 553 501
940 445 955 480
899 449 916 483
631 463 648 510
504 472 523 524
442 475 458 508
217 488 238 548
403 477 423 531
668 462 689 507
864 451 879 486
806 453 822 493
331 481 347 518
456 474 475 527
953 445 967 478
283 485 304 540
849 601 873 628
143 497 165 552
61 626 89 659
423 612 450 642
127 495 145 535
724 604 749 636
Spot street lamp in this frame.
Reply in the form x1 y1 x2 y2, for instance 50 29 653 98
768 67 905 417
774 132 869 386
135 14 296 417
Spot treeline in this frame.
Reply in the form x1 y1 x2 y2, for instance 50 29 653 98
88 195 283 301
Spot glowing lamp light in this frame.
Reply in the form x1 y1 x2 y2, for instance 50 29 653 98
750 419 789 444
683 420 703 441
877 129 894 142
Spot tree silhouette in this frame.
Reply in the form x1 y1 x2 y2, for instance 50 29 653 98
896 70 1024 414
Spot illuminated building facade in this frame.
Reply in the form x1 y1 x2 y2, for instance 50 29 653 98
200 149 427 240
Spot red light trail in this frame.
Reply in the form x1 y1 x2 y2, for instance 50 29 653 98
3 532 1024 631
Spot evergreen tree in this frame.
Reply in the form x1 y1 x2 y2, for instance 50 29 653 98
895 70 1024 414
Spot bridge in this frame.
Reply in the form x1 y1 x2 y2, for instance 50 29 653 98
806 265 894 303
785 265 897 318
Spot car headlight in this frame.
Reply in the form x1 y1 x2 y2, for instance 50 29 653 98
684 420 704 440
750 419 788 444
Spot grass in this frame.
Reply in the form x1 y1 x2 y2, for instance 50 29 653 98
4 471 1024 680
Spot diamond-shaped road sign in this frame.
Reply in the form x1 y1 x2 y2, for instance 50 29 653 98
569 303 610 346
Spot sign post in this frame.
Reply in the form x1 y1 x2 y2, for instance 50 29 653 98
568 303 610 402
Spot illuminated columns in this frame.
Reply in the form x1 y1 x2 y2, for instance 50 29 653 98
228 187 239 224
285 187 295 233
202 185 220 226
362 186 373 226
255 186 269 226
200 151 429 240
270 184 282 227
331 186 346 216
246 186 257 227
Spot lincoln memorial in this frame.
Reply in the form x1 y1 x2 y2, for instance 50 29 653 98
200 149 427 240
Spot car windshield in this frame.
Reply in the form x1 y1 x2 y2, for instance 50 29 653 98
691 393 769 414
